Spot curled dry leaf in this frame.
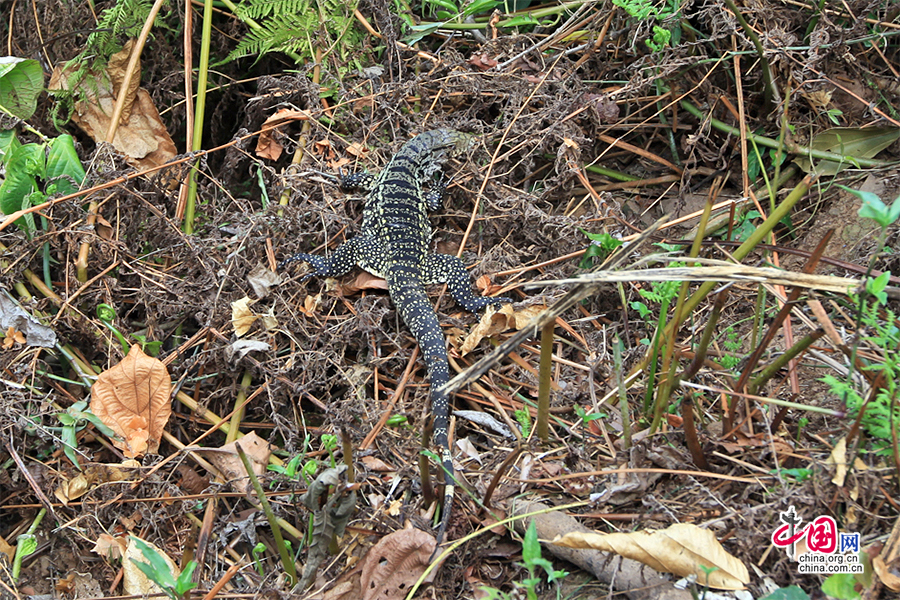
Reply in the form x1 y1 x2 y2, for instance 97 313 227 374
341 272 389 295
255 108 311 161
459 304 546 355
91 345 172 458
231 296 258 337
54 463 131 504
91 533 128 560
48 47 176 172
359 526 439 600
552 523 750 590
194 431 272 494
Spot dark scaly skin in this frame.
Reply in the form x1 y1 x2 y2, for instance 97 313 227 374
281 130 511 544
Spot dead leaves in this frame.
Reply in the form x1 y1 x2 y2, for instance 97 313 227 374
90 345 172 458
193 431 273 494
552 523 750 590
459 303 546 355
48 41 176 171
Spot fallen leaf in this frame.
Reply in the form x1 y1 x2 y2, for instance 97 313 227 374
460 304 545 355
48 57 176 173
91 533 128 560
106 40 140 122
123 537 179 597
225 339 270 363
827 436 848 486
299 293 322 317
359 526 440 600
91 345 172 457
552 523 750 590
341 272 389 295
255 108 311 161
231 296 258 337
0 295 58 348
194 431 272 494
247 265 282 299
54 463 131 504
361 455 394 472
345 141 368 158
873 555 900 592
794 126 900 175
468 53 498 70
0 534 15 563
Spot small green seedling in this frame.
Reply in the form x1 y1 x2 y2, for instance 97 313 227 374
55 400 117 469
252 542 266 576
129 537 197 600
481 520 568 600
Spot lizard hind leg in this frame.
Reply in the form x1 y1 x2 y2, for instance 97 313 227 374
423 253 512 312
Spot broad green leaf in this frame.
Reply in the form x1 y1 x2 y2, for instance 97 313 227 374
0 143 43 215
821 573 860 600
0 57 43 120
462 0 502 17
0 129 21 166
795 127 900 175
46 135 85 196
131 537 177 589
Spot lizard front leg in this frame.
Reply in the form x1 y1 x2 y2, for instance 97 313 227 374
279 236 363 281
423 253 511 312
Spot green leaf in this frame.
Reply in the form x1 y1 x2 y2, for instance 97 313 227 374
174 561 198 595
521 520 541 566
501 14 540 27
759 586 810 600
0 129 21 166
16 534 37 557
795 127 900 176
462 0 502 16
0 57 44 120
821 573 860 600
0 142 44 215
131 537 177 589
62 425 81 469
46 135 85 196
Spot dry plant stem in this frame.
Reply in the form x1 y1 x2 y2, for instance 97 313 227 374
201 562 241 600
536 321 553 441
340 427 354 481
681 392 709 470
613 336 631 450
720 0 775 113
277 48 320 215
235 441 298 587
482 443 525 510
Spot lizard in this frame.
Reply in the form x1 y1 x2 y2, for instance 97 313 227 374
280 129 511 543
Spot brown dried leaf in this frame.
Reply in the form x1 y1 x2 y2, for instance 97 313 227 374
91 534 128 560
194 431 272 494
360 527 439 600
341 272 389 295
256 109 311 160
459 304 545 355
873 555 900 592
48 65 176 172
468 53 498 70
345 141 368 158
231 296 257 337
91 345 172 457
552 523 750 590
299 293 322 317
106 40 140 122
54 463 130 504
0 534 14 563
